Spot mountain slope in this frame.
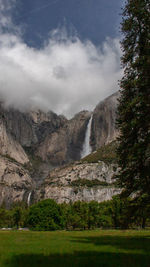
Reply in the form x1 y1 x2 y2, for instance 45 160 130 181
0 114 29 165
0 156 32 207
36 111 91 164
0 92 120 205
37 142 120 203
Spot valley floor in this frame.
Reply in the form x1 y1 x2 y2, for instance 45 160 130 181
0 230 150 267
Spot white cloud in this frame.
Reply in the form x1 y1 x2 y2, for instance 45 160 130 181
0 0 16 28
0 0 122 118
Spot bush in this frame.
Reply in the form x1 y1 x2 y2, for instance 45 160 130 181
27 199 62 231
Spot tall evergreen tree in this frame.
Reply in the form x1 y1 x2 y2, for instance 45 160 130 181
117 0 150 198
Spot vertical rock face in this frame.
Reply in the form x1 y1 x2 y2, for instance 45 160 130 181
0 92 119 165
3 107 67 147
0 156 33 207
36 111 91 165
0 92 120 205
91 92 119 151
37 161 121 203
0 117 29 165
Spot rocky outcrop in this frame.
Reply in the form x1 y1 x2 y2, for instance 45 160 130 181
36 92 119 164
2 107 67 147
91 92 119 150
37 161 120 203
36 111 91 164
0 118 29 164
0 92 119 166
0 156 33 207
0 92 120 205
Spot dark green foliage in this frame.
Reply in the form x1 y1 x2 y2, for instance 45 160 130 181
71 179 109 187
13 208 22 229
0 208 12 228
130 194 150 229
117 0 150 198
0 201 29 228
88 201 108 229
0 198 150 230
108 196 131 229
66 203 87 230
27 199 62 230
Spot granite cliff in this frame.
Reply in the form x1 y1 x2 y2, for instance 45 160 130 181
0 156 32 207
37 159 120 203
0 92 120 205
91 92 119 150
36 111 91 164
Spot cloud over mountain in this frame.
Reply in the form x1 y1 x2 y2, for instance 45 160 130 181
0 0 122 117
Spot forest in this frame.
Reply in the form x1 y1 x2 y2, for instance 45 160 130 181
0 196 150 231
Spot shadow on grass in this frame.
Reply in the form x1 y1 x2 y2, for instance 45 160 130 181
4 235 150 267
71 234 150 253
5 251 150 267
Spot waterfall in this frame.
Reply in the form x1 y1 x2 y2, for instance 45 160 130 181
27 192 32 206
81 115 93 158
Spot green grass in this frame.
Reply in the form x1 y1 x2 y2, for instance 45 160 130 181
0 230 150 267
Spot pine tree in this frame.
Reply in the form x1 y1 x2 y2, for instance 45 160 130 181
117 0 150 198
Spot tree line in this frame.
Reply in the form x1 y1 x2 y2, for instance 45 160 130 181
0 197 149 231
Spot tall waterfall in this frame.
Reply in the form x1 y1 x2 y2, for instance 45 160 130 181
27 192 32 206
81 115 93 158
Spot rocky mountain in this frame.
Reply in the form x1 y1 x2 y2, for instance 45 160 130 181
0 92 120 206
2 107 67 148
36 111 91 165
0 112 29 165
0 91 119 166
36 92 119 164
0 156 32 208
91 92 119 150
37 159 120 204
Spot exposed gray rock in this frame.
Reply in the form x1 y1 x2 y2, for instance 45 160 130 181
0 118 29 164
91 91 119 150
36 111 91 164
2 107 67 147
39 186 120 204
36 92 119 164
0 92 120 205
37 161 120 203
0 92 119 166
0 156 33 207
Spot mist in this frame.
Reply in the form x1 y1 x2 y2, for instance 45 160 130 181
0 0 122 118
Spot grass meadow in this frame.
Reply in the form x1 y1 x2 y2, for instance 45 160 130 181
0 230 150 267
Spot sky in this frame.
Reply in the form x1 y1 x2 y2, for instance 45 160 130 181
0 0 124 118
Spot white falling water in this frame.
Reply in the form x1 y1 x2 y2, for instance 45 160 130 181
81 115 93 158
27 192 32 206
